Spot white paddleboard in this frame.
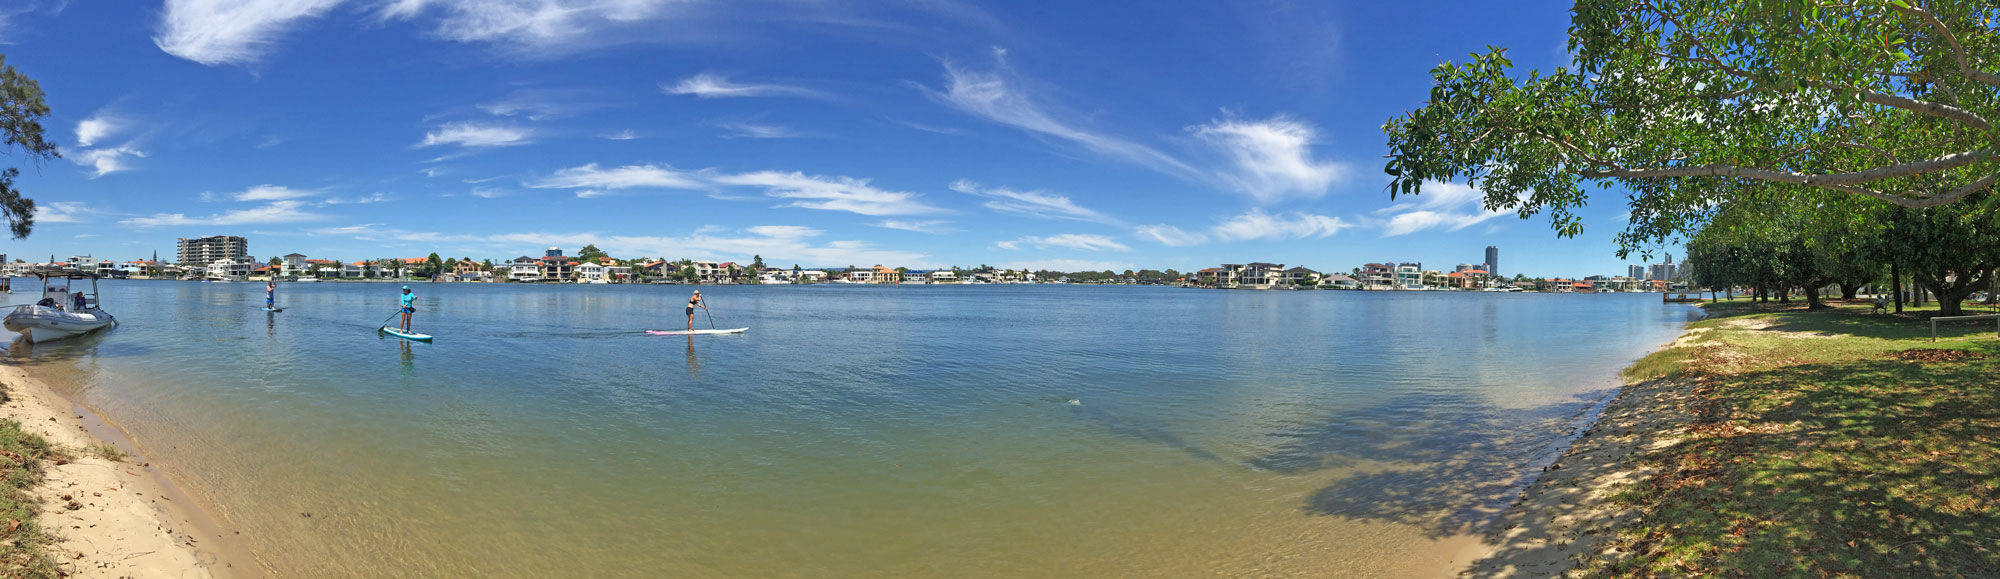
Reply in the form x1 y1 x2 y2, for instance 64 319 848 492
647 328 748 335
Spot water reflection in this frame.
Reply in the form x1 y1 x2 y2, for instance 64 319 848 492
684 336 701 380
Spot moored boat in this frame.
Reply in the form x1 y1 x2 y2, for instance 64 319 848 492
3 269 116 344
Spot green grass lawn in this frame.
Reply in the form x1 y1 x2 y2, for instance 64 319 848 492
1590 299 2000 577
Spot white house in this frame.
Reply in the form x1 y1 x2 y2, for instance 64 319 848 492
280 253 309 278
576 261 607 283
509 257 542 283
604 263 632 282
929 270 958 283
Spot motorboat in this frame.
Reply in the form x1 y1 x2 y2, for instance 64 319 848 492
295 276 320 282
4 269 116 344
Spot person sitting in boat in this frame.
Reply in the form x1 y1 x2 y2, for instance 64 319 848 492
36 297 56 309
686 290 706 331
72 290 86 312
399 286 417 332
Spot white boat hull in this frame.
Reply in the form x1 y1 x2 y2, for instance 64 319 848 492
4 306 116 344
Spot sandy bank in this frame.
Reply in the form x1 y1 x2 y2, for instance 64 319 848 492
0 362 252 578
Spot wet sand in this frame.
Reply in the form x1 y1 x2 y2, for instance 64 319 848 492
0 362 257 578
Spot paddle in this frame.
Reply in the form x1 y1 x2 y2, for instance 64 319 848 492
379 309 402 330
702 297 716 330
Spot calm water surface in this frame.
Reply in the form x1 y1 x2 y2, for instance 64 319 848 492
9 281 1698 577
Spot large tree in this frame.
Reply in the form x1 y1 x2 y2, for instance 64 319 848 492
1384 2 2000 251
1882 194 2000 315
0 56 59 239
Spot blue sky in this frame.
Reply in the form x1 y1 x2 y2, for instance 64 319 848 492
0 0 1665 276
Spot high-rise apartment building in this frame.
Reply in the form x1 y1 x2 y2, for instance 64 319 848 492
1484 246 1499 277
1629 265 1645 279
176 236 247 265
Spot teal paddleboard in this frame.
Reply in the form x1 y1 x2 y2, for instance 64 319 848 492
380 326 433 342
263 307 283 312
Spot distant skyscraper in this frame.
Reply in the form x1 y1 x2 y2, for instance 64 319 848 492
1484 246 1499 277
1629 265 1645 279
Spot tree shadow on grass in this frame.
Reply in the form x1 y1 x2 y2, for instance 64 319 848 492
1250 390 1611 539
1589 357 2000 575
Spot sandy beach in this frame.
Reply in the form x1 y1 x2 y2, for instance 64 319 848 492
1454 325 1712 578
0 362 251 578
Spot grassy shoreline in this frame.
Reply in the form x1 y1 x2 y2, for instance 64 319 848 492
0 418 65 577
1482 298 2000 577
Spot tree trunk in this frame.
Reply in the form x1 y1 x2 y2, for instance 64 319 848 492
1839 283 1860 300
1986 268 1998 305
1804 285 1825 309
1778 286 1791 303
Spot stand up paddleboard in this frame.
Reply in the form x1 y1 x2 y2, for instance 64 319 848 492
380 326 433 342
647 328 748 335
263 307 284 312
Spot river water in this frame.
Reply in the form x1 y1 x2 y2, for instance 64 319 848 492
7 281 1698 577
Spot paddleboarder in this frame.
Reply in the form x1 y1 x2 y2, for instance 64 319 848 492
266 280 277 310
686 290 707 331
399 286 417 332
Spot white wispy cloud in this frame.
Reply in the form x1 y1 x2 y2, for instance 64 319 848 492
874 220 956 234
997 259 1135 273
419 122 534 147
708 171 943 216
35 202 93 224
716 121 804 139
948 179 1118 225
923 53 1195 177
1210 208 1350 242
525 163 703 191
229 184 319 201
1374 182 1509 236
1134 209 1351 247
72 146 146 177
663 73 820 99
380 0 689 55
600 129 639 140
154 0 346 66
1189 115 1346 203
121 200 325 227
526 162 944 216
477 87 602 120
996 233 1130 252
325 192 394 204
312 223 934 267
74 113 126 148
1132 224 1208 247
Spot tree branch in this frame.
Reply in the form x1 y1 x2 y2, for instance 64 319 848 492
1580 148 1991 185
1883 1 2000 89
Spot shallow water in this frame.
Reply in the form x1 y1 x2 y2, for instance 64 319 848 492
9 281 1698 577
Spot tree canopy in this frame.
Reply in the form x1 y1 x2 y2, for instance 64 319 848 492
0 56 59 239
1384 1 2000 252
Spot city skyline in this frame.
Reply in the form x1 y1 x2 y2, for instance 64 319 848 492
3 1 1665 276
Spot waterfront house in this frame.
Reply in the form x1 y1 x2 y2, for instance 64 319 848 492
280 253 309 278
846 269 875 283
1573 280 1596 293
1396 265 1423 290
1195 267 1238 288
1550 278 1575 292
1282 266 1320 287
510 257 542 282
870 265 901 284
538 256 577 283
1361 263 1397 290
604 262 632 282
1238 263 1285 288
576 261 606 283
1318 273 1359 290
929 270 958 284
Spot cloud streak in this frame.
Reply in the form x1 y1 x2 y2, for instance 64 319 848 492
923 53 1196 178
121 200 326 228
419 122 534 148
1189 115 1346 203
154 0 346 66
664 73 820 99
996 233 1130 252
949 179 1118 225
1134 209 1351 247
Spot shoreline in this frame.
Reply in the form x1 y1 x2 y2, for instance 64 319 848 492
0 361 257 578
1454 310 1711 577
